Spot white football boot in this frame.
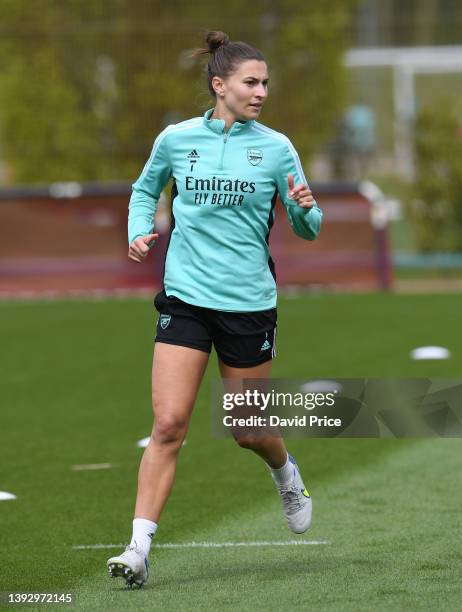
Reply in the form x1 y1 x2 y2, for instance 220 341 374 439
107 544 149 588
274 454 312 534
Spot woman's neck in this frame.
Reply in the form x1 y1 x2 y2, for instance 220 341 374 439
210 105 239 132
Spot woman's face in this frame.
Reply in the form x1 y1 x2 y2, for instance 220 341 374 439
214 59 269 121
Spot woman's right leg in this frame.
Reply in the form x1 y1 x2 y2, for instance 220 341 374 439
107 342 209 586
134 342 209 522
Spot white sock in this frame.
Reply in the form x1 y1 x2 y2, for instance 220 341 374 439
268 454 295 487
130 518 157 557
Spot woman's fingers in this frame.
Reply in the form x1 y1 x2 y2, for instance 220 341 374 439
128 244 145 262
128 233 159 262
143 233 159 245
297 190 315 208
128 250 142 262
288 174 306 199
287 175 314 207
290 185 304 198
287 173 295 195
289 184 314 208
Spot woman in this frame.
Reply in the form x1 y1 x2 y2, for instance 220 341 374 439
108 30 323 588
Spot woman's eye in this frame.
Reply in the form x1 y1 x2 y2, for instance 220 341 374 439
244 80 268 87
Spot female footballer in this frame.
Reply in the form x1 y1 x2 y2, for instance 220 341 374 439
107 30 323 588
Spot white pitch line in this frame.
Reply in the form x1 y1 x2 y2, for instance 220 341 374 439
71 463 113 471
73 540 329 550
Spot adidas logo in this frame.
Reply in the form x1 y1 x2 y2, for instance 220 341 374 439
187 149 200 171
260 331 271 351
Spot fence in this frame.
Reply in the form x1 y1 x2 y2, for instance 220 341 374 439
0 181 392 297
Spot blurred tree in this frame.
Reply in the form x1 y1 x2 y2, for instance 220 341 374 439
406 100 462 252
415 0 438 45
0 0 359 184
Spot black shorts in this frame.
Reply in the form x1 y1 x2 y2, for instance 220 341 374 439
154 290 277 368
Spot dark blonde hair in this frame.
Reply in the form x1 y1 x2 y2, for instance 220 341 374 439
194 30 265 98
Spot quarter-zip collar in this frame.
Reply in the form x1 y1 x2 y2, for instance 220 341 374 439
203 108 255 136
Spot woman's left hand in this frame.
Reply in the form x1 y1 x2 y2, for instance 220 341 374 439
287 173 315 209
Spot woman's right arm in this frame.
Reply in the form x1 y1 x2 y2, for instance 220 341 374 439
128 128 172 262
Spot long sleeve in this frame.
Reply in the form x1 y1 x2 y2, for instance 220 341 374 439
128 128 172 245
275 140 323 241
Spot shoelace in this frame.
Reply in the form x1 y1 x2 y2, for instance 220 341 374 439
279 483 304 514
124 544 144 557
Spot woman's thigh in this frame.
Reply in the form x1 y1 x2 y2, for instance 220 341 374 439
218 358 272 382
152 342 210 424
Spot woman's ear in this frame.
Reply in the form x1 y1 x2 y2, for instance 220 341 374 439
212 76 225 98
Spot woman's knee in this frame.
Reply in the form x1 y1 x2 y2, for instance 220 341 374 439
151 414 187 447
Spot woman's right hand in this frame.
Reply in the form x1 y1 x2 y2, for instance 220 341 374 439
128 233 159 262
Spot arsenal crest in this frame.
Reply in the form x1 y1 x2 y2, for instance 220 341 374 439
247 149 263 166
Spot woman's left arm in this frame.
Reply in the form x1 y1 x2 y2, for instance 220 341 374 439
276 142 323 241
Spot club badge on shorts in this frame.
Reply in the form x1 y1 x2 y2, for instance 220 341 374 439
247 149 263 166
160 314 171 330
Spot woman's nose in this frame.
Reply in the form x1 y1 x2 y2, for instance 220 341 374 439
256 84 267 98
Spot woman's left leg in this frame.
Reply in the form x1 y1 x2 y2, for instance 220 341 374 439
218 359 287 467
219 358 312 534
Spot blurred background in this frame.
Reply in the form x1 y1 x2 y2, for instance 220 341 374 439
1 0 462 296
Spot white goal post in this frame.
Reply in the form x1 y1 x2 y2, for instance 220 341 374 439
344 45 462 177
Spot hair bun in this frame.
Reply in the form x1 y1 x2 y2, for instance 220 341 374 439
206 30 229 53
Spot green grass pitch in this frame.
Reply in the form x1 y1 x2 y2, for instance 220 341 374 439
1 293 461 610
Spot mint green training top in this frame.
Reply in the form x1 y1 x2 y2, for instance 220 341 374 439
128 108 323 312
